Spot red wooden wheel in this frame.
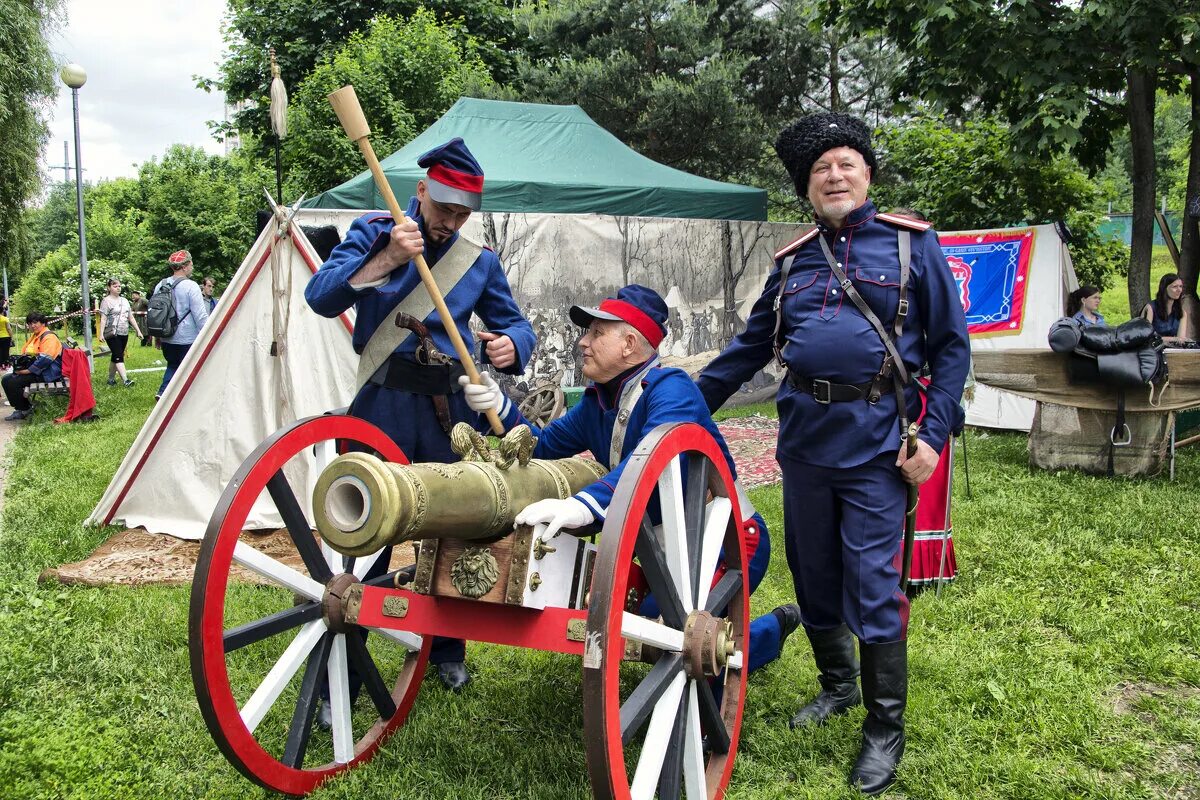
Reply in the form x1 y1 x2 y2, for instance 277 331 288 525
189 414 431 796
583 422 750 800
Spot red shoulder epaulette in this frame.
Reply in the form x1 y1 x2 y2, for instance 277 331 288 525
364 214 393 224
774 228 820 260
876 212 933 232
483 245 494 252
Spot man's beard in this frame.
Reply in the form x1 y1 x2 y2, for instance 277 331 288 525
816 197 855 221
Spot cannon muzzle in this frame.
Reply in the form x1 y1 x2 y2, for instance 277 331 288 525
313 425 607 556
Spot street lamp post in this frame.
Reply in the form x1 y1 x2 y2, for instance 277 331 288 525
60 62 94 372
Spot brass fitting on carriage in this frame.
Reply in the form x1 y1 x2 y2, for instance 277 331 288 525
312 423 609 557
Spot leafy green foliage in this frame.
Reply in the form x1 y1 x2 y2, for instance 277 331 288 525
116 144 271 292
212 0 518 154
510 0 765 182
871 116 1126 288
283 10 494 196
0 0 63 280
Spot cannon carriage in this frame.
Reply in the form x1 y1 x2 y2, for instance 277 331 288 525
190 414 752 799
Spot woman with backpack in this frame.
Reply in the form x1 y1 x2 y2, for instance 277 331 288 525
99 277 141 387
150 250 209 400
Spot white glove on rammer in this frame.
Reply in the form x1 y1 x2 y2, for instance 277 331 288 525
515 497 595 539
458 373 503 413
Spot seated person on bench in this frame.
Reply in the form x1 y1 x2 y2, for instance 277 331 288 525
3 312 63 421
461 284 800 675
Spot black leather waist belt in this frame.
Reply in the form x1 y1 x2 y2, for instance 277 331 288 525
369 354 466 395
786 369 895 404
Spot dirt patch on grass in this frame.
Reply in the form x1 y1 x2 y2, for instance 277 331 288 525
1111 681 1200 798
37 527 417 587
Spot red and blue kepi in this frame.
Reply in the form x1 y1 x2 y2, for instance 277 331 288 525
569 284 669 348
417 137 484 211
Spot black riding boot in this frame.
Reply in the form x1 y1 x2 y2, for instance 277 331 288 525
789 624 861 728
850 640 907 796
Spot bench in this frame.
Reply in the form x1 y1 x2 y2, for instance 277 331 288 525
24 378 70 399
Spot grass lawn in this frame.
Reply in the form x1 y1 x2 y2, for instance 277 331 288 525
1 323 1198 799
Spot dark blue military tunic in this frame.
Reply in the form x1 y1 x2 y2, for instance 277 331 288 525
305 196 536 461
697 200 969 643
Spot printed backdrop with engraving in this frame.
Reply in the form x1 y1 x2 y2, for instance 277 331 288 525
939 229 1036 337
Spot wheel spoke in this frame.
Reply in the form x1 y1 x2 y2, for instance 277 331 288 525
622 612 684 651
233 541 326 602
683 453 710 608
657 689 687 800
224 602 322 652
267 471 333 583
704 569 741 616
351 548 387 581
366 626 423 652
682 681 707 799
327 634 354 763
694 676 730 755
635 520 687 629
630 671 687 800
240 619 327 734
656 457 693 613
282 632 334 768
621 653 684 745
695 497 731 610
345 632 398 720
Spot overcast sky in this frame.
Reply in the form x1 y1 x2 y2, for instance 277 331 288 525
44 0 230 184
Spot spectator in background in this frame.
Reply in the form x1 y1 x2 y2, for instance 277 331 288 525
1142 273 1191 345
0 303 11 370
99 277 141 387
1068 285 1105 327
130 290 150 345
201 276 218 315
3 312 63 420
154 250 209 400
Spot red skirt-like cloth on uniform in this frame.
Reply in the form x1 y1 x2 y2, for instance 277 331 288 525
908 439 956 591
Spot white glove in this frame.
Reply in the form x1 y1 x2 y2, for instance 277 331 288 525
458 373 504 413
515 497 595 539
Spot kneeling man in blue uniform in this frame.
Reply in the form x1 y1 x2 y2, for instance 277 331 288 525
461 284 802 676
306 138 536 698
696 114 969 794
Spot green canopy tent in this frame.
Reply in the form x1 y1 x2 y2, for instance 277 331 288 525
306 97 767 221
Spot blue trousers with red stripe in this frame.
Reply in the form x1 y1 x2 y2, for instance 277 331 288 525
640 511 784 673
779 451 909 644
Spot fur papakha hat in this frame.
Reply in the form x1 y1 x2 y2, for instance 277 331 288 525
774 112 877 190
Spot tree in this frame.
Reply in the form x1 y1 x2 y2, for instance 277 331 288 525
0 0 63 287
283 11 494 196
871 115 1127 289
839 0 1200 321
210 0 516 156
125 144 270 292
511 0 765 182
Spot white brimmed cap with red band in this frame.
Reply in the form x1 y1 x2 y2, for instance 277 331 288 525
570 284 669 349
416 137 484 211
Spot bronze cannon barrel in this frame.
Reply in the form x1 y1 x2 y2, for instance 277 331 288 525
313 447 608 556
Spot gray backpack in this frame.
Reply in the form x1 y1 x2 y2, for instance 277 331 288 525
146 278 188 338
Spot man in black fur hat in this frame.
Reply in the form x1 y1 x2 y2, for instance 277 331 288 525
696 112 970 795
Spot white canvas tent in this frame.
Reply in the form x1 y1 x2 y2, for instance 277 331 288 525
86 216 360 539
959 223 1078 431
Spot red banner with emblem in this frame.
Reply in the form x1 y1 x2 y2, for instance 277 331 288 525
940 229 1035 337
